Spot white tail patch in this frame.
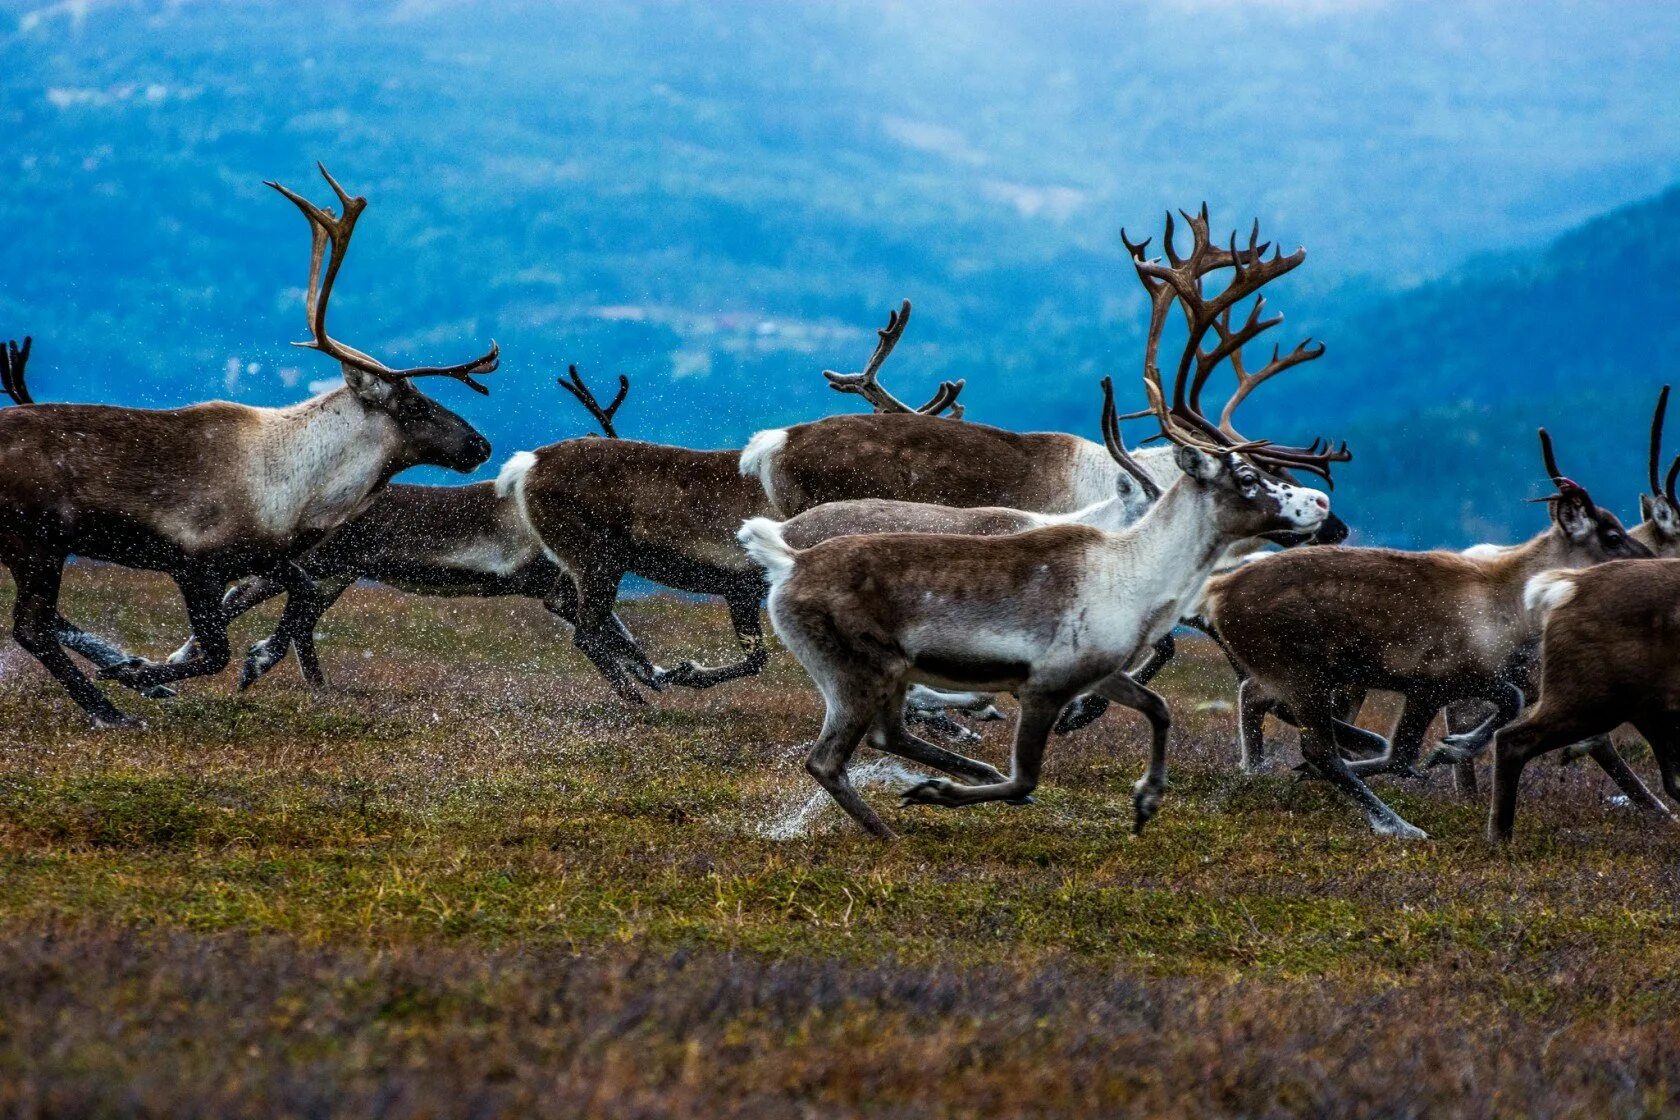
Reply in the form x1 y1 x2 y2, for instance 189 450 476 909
496 450 566 567
1524 569 1579 621
739 427 789 490
737 516 797 583
494 451 537 499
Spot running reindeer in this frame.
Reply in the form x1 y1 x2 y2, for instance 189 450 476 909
1489 559 1680 840
1234 387 1680 810
183 366 644 690
0 165 499 727
493 301 976 705
740 208 1345 839
1209 428 1652 839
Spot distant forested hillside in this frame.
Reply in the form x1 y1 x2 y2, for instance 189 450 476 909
3 1 1679 546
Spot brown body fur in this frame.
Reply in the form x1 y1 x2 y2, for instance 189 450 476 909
511 438 775 701
1490 560 1680 839
762 413 1093 515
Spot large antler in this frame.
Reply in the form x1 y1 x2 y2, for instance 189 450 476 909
558 364 630 438
1099 377 1162 501
823 300 965 419
1122 205 1349 482
266 164 500 394
1 337 32 405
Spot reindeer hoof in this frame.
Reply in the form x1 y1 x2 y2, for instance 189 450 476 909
653 661 700 689
1132 785 1164 834
900 778 961 808
1003 793 1037 806
141 685 176 701
91 712 145 732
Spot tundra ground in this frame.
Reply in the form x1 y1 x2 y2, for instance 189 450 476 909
1 568 1677 1118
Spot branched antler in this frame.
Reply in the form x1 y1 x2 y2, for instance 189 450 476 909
558 364 630 438
1122 205 1349 482
2 336 32 406
823 300 965 418
266 164 500 394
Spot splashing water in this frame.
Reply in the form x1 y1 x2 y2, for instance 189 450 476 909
757 756 934 840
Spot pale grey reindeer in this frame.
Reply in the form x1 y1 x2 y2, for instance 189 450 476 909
739 209 1344 838
0 166 499 727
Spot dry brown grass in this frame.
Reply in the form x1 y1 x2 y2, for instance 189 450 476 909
2 567 1679 1118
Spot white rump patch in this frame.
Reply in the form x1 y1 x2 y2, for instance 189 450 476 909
1524 570 1579 621
494 451 538 499
737 516 797 583
739 427 789 488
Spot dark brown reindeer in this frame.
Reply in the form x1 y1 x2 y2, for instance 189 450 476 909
494 301 969 703
0 166 498 727
739 209 1345 839
1489 559 1680 840
185 367 645 690
2 337 179 698
1209 430 1652 839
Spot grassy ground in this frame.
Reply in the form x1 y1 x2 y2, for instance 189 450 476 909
2 568 1678 1118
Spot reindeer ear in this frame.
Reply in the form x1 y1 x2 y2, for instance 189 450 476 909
1642 494 1680 540
1174 444 1221 481
343 363 394 406
1552 485 1595 542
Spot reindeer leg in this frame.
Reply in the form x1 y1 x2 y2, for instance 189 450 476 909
244 575 344 691
172 574 285 665
1582 735 1674 819
56 616 176 700
1084 671 1173 834
868 694 1008 787
568 567 648 704
1237 676 1273 772
1429 679 1524 768
805 682 897 840
654 585 769 690
902 689 1069 810
7 546 137 729
99 569 231 690
1055 635 1175 736
542 576 665 690
1347 696 1436 780
1300 699 1426 839
1489 708 1606 841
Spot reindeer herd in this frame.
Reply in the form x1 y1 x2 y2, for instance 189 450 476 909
3 168 1677 846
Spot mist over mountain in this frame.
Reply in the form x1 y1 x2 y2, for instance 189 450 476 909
3 0 1678 546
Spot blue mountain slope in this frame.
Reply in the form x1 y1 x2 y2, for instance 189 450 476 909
2 1 1678 547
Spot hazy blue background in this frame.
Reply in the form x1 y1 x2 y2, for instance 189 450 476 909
4 0 1679 545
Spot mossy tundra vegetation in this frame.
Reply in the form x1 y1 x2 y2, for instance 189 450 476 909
1 569 1678 1117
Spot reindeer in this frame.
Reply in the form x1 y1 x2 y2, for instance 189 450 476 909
771 377 1167 731
738 209 1345 839
185 367 645 690
1488 560 1680 840
740 218 1349 714
491 302 980 703
1208 430 1652 838
1238 387 1680 808
0 166 499 727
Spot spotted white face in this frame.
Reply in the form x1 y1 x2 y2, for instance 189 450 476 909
1250 471 1330 532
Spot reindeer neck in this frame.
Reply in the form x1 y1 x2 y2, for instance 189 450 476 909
1100 478 1228 604
1464 527 1581 626
249 389 406 537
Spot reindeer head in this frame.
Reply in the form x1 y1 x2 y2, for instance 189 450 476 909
269 165 496 474
1534 428 1651 563
1635 386 1680 554
1124 205 1342 543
